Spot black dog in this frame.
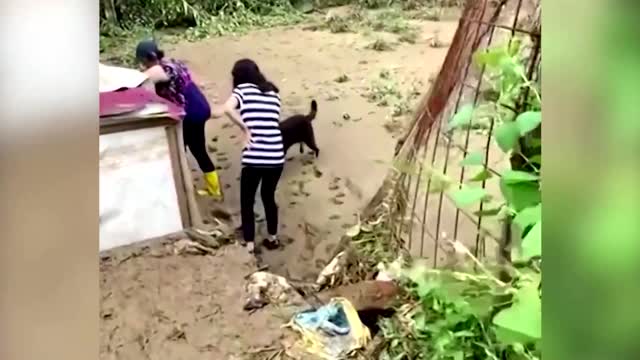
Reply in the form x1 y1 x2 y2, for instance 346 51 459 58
280 100 319 157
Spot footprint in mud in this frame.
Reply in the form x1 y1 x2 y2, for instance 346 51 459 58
324 243 336 254
303 234 315 252
312 165 323 178
314 259 327 269
300 157 314 166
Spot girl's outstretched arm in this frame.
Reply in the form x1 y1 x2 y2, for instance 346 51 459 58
211 95 251 144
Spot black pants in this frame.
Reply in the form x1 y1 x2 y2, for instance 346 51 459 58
183 120 215 173
240 166 283 243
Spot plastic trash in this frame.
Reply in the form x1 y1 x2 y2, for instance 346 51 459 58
286 297 371 359
316 251 346 288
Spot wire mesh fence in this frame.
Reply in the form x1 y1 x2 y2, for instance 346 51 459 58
383 0 541 267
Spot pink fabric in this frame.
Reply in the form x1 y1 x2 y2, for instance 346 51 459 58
99 88 185 121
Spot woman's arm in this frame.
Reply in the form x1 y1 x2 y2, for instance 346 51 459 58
211 95 250 137
212 96 241 125
143 64 169 84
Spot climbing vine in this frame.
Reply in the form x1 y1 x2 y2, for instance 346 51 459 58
379 39 542 360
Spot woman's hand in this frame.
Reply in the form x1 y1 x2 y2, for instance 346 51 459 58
241 126 252 149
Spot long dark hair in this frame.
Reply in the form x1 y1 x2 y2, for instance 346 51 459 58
231 58 279 93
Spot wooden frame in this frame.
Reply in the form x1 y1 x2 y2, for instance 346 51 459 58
100 114 202 231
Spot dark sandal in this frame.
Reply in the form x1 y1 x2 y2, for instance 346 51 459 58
263 238 280 250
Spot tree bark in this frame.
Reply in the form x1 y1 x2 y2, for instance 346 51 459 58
101 0 120 27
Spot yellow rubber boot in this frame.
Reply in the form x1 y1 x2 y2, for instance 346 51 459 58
198 171 223 200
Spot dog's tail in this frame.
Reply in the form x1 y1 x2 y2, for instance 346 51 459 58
307 100 318 121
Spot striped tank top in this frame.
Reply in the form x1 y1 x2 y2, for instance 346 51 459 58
232 83 285 167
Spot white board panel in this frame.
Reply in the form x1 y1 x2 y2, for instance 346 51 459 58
99 126 183 251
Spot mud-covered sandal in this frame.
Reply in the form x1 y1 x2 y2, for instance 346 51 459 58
263 237 280 250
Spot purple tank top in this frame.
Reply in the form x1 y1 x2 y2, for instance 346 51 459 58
155 59 193 107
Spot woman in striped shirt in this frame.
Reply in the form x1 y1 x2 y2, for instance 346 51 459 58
211 59 284 254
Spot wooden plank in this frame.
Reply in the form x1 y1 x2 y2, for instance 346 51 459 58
166 124 194 228
166 122 203 229
99 116 176 135
176 123 203 227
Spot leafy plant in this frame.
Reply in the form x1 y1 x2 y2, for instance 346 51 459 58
380 262 541 359
378 39 542 360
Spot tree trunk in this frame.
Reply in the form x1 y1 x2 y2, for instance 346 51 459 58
101 0 120 27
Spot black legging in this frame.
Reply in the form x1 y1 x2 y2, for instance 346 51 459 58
183 120 215 173
240 166 283 243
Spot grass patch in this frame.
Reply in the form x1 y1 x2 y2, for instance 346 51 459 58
312 6 421 41
398 29 419 44
363 69 422 136
100 6 306 66
364 69 422 116
366 38 396 51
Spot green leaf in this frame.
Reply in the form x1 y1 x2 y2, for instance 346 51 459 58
507 38 522 56
500 180 541 212
515 111 542 135
460 152 484 166
427 173 453 193
493 280 541 342
451 187 489 207
513 204 542 231
448 104 474 129
494 122 521 152
468 168 493 182
494 326 537 346
501 170 539 184
528 138 542 148
514 221 542 261
473 47 508 69
529 154 542 164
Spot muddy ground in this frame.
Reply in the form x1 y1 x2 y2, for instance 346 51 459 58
178 17 458 280
101 10 459 360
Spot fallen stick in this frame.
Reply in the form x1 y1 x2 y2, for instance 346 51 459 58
184 227 221 249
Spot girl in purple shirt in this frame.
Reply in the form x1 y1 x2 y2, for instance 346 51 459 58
135 39 222 199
